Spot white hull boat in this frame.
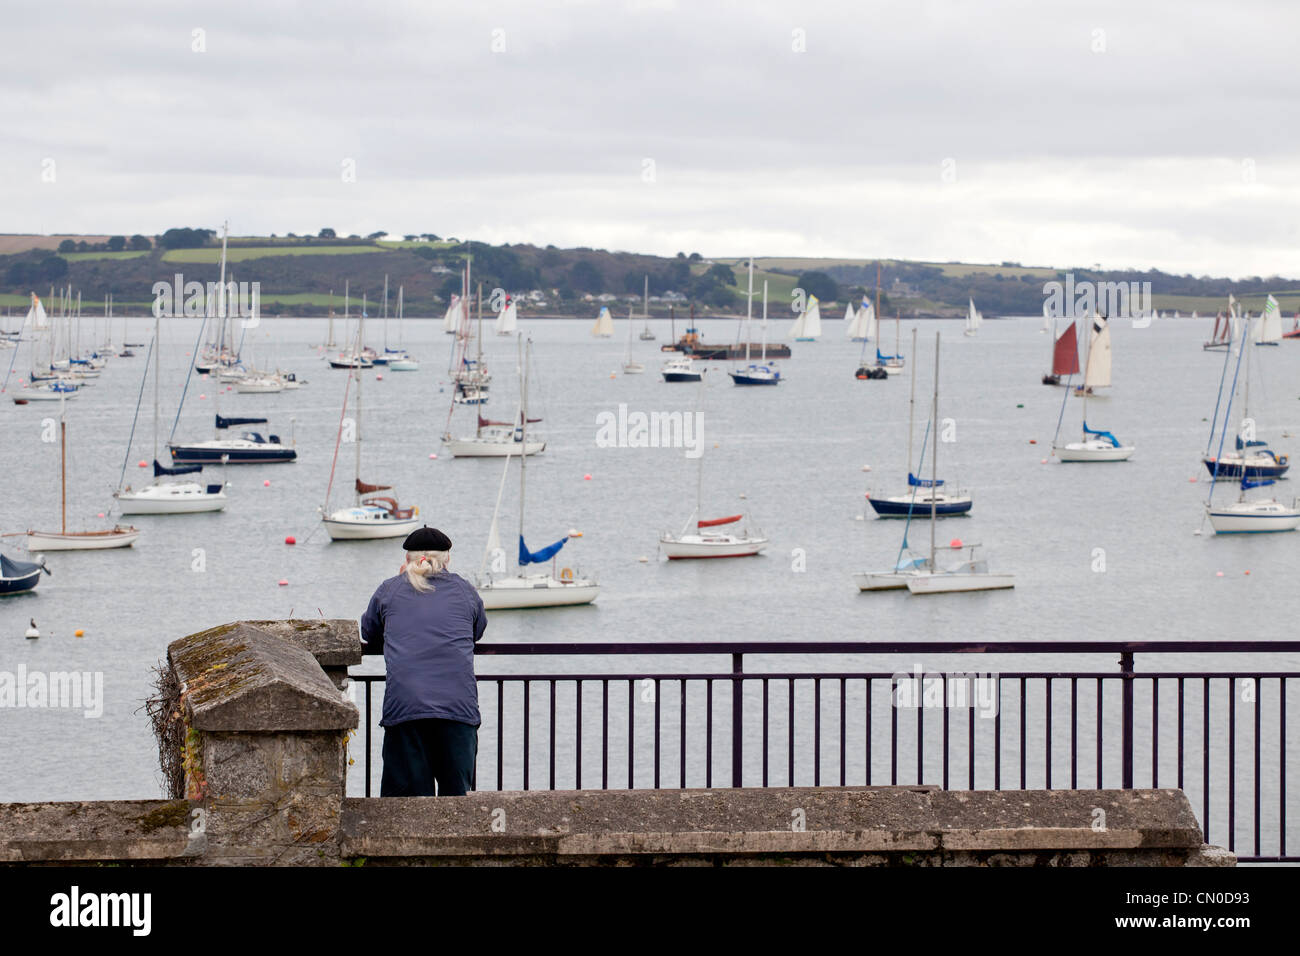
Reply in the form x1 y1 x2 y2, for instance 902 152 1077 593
1055 439 1136 462
659 532 768 559
322 505 422 540
478 573 600 609
114 482 227 514
1206 500 1300 534
906 567 1016 594
444 432 546 457
27 527 140 551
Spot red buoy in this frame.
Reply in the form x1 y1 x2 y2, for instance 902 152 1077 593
285 536 296 546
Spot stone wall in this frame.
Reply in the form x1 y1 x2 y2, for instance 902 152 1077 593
0 620 1235 867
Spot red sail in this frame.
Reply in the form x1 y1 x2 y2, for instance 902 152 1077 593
698 514 742 528
1052 323 1080 376
356 479 392 494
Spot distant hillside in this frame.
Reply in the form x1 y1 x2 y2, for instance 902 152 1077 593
1 231 1297 317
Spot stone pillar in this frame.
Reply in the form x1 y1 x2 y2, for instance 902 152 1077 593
167 621 361 866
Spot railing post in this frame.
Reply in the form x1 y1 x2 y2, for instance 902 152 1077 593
1120 651 1135 789
732 653 744 788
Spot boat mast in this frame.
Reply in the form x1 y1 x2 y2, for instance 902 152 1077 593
518 336 528 569
382 274 389 351
355 305 364 504
745 258 753 365
761 281 768 362
643 274 649 333
327 289 335 348
60 392 67 535
906 326 917 477
153 308 160 464
397 286 404 346
874 262 881 328
213 223 229 436
929 332 940 567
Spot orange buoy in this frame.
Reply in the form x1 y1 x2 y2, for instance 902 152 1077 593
74 629 84 638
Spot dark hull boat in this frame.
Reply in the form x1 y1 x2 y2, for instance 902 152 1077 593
0 553 49 595
168 415 296 464
856 365 888 380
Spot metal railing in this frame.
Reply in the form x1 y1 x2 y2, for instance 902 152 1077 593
346 641 1299 863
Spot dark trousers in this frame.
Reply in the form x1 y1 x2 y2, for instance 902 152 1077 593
380 717 478 797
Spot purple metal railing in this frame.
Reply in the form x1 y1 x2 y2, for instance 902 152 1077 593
347 641 1299 863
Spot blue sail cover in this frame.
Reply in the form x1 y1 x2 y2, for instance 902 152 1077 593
519 535 568 566
216 414 267 429
1236 436 1267 450
876 348 899 362
1082 422 1120 448
154 459 202 477
1242 477 1275 490
907 472 945 488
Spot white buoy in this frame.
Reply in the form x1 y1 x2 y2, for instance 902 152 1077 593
861 464 872 472
25 618 39 640
638 556 649 563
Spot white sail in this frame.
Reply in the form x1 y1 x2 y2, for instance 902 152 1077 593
1083 315 1112 389
862 299 877 339
26 294 48 330
843 301 857 336
1042 301 1051 331
496 297 518 335
591 306 614 337
1256 294 1283 343
790 295 820 339
966 298 982 334
442 295 461 333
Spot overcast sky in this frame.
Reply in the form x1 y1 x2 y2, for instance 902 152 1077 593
5 0 1298 277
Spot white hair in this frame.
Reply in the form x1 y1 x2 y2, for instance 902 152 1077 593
403 550 450 592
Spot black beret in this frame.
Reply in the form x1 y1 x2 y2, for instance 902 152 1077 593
402 526 452 551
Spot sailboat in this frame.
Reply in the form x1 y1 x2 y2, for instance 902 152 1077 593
27 393 141 551
660 383 767 558
446 267 491 405
591 305 615 338
386 287 419 370
1253 294 1283 347
638 277 656 340
622 306 645 373
477 338 598 608
1052 315 1133 462
867 328 972 517
168 224 298 465
1072 312 1113 398
904 333 1014 594
1203 311 1231 351
1041 320 1078 386
1204 315 1300 533
442 317 546 458
789 295 821 341
963 298 982 336
321 313 422 541
1040 302 1051 333
729 260 780 385
0 550 48 595
442 294 461 334
115 313 228 514
846 297 874 342
496 295 519 336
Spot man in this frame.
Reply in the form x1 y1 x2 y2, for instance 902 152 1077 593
360 526 487 796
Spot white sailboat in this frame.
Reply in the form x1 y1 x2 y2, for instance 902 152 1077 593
846 298 875 341
1253 294 1283 347
789 295 821 341
638 277 656 340
591 305 615 338
321 311 422 541
1041 301 1051 333
477 338 598 608
115 313 228 515
963 298 982 336
1205 314 1300 533
1054 315 1134 462
496 295 518 336
660 383 767 558
903 333 1014 594
442 294 461 334
386 287 419 370
622 306 645 374
27 393 140 551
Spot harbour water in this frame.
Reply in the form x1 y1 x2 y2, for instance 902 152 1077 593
3 315 1299 808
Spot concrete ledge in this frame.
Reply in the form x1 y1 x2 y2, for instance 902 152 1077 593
169 623 357 732
339 787 1223 866
0 800 195 863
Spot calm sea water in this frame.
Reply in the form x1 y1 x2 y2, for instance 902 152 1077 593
3 315 1298 816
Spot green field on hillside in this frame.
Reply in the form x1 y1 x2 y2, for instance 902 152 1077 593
161 245 384 264
376 239 457 250
62 250 153 263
